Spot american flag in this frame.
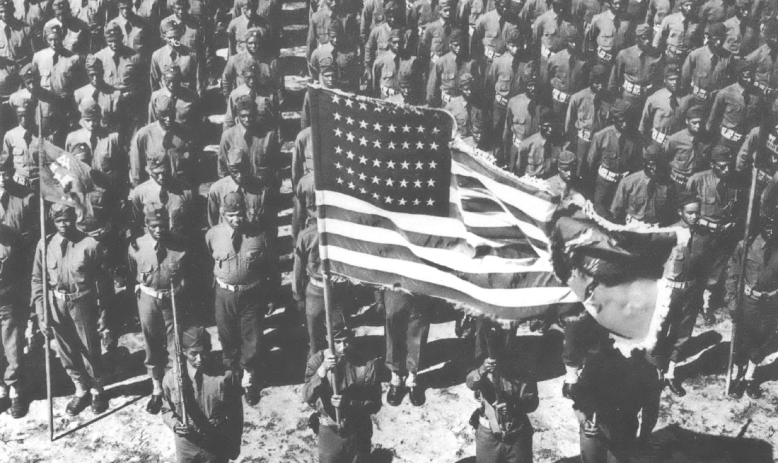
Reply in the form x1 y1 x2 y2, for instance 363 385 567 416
310 86 577 323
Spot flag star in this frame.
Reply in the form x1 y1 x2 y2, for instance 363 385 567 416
401 161 410 169
388 141 396 149
360 188 367 194
344 99 354 107
337 177 344 184
386 178 394 186
417 125 425 133
335 146 343 154
402 125 411 132
432 127 440 134
332 95 340 103
430 142 439 150
359 155 368 164
346 116 355 125
414 180 422 188
373 122 382 131
429 161 437 169
372 159 381 167
359 102 367 110
386 160 395 169
373 140 382 148
373 105 382 112
372 192 380 199
334 113 342 120
402 141 410 149
416 141 424 149
427 179 435 186
400 179 408 187
359 120 368 129
388 124 397 133
416 161 424 169
413 198 421 205
385 196 393 204
346 132 355 142
399 198 407 205
348 182 356 189
427 198 435 206
347 167 354 175
347 151 355 159
372 176 381 184
334 128 343 137
359 173 367 180
335 162 343 169
359 137 368 146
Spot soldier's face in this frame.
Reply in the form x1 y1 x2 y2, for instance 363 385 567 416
553 0 568 13
680 1 697 16
164 75 182 92
146 219 169 241
243 3 255 17
559 163 575 182
686 116 701 134
47 34 64 51
320 71 335 88
540 122 554 138
706 33 723 48
613 114 627 131
643 159 659 178
173 3 186 18
768 35 778 50
149 165 172 185
83 116 100 132
246 36 261 54
439 4 452 21
450 39 463 56
53 2 70 17
328 30 340 48
636 35 651 49
243 73 258 90
680 202 700 227
735 5 748 19
119 4 132 17
610 0 624 12
461 85 472 99
590 80 604 93
238 109 254 128
229 166 250 186
185 346 207 370
0 171 12 188
88 70 103 86
665 75 679 93
159 112 175 129
0 7 11 21
386 6 399 27
495 0 505 15
389 36 401 53
223 210 245 229
54 216 76 236
762 217 776 241
74 146 91 164
17 112 34 130
712 160 732 179
334 337 353 357
107 36 122 51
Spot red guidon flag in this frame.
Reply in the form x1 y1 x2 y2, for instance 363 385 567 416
34 139 96 213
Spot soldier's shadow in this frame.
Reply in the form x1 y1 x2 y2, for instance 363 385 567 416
674 331 729 380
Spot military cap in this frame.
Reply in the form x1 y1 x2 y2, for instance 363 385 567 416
459 73 474 88
14 97 35 114
558 150 577 167
160 19 183 35
705 22 727 38
226 147 249 168
0 154 14 173
223 191 246 212
182 325 211 350
240 60 261 77
50 202 77 220
760 174 778 218
79 98 101 120
735 0 751 7
686 105 704 119
611 99 631 116
389 28 402 40
44 22 62 38
590 64 608 82
734 58 755 74
643 142 663 162
104 21 123 39
86 55 103 73
710 144 731 162
331 311 354 339
0 0 13 12
171 0 189 6
398 67 415 85
539 107 556 124
449 27 467 44
505 26 522 45
163 63 183 78
319 56 335 74
562 25 579 41
523 61 539 83
635 23 651 38
152 94 177 117
20 63 38 80
384 0 400 9
764 18 778 40
235 94 256 112
71 143 91 162
147 152 171 169
678 0 695 4
677 190 700 208
664 63 681 78
143 202 169 222
116 0 133 6
244 27 265 41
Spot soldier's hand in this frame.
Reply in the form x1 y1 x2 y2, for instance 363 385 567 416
479 358 497 375
296 299 306 313
583 419 601 438
330 394 345 408
266 301 275 316
174 421 193 437
317 350 337 378
495 402 508 418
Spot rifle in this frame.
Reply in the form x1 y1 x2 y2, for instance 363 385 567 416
170 283 188 426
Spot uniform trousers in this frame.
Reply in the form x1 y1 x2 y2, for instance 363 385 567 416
304 282 347 356
576 409 636 463
138 292 177 380
384 290 430 376
475 424 533 463
49 293 105 388
735 295 778 365
562 311 609 369
174 435 228 463
698 231 737 311
0 294 23 389
214 285 264 375
665 284 704 364
318 423 371 463
593 175 620 220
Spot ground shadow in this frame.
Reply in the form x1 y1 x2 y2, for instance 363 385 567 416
676 341 730 380
552 424 774 463
421 337 475 389
371 447 395 463
755 357 778 385
453 457 475 463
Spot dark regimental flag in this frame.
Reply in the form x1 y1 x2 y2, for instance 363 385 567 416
33 139 96 212
309 86 578 324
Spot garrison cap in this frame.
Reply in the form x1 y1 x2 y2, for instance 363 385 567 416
143 202 169 222
705 22 727 38
152 94 177 117
44 22 62 38
389 27 402 40
523 61 539 83
226 147 249 168
664 63 681 78
50 202 77 220
449 27 467 44
147 152 171 169
14 96 35 114
611 99 631 116
117 0 134 6
590 64 608 82
735 0 751 7
677 190 700 208
319 56 335 74
235 94 256 112
86 55 103 73
79 98 101 120
163 64 183 78
643 142 663 162
686 105 704 119
562 24 579 41
735 58 755 73
558 150 577 166
104 21 123 39
331 311 354 339
240 60 261 77
459 73 473 89
505 26 522 45
182 325 211 350
635 23 651 38
71 143 91 162
245 27 264 41
710 144 732 162
161 19 183 35
222 191 246 212
539 107 556 124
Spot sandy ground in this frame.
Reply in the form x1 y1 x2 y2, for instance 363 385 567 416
0 305 776 463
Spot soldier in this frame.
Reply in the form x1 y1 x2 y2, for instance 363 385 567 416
515 109 563 179
645 0 672 33
532 0 575 82
407 0 440 40
163 0 209 66
302 312 382 463
573 0 603 33
653 0 704 62
610 143 678 226
206 191 278 405
640 64 693 147
65 100 126 191
687 144 745 325
133 0 165 27
110 0 157 59
306 0 360 62
68 0 111 54
0 141 37 246
32 202 114 416
0 0 32 144
426 27 482 107
735 103 778 196
151 20 205 97
372 27 423 99
682 22 733 107
160 325 244 463
723 0 758 57
485 27 530 150
446 73 490 150
651 192 705 396
726 178 778 399
221 28 284 106
666 106 711 192
149 64 202 131
707 60 762 149
361 0 391 47
227 0 263 56
547 149 589 201
128 203 190 414
587 99 643 219
471 0 517 71
92 22 145 107
291 128 313 243
503 63 549 171
744 18 778 94
46 0 88 55
308 20 360 93
519 0 549 25
224 62 278 132
0 221 25 418
364 0 402 77
130 95 196 188
75 57 129 141
217 95 281 180
419 0 462 73
700 0 732 21
609 23 662 110
128 152 198 242
387 63 426 105
586 0 635 70
548 25 589 115
565 64 613 180
11 0 48 52
466 323 539 463
2 100 40 190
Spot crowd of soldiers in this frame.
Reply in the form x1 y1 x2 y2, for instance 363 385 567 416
1 0 778 460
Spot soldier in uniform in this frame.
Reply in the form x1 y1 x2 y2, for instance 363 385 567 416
744 18 778 94
364 0 402 78
227 0 263 56
503 63 549 171
0 138 37 248
0 219 25 418
128 203 191 414
46 0 89 55
224 61 278 131
707 60 762 150
687 144 746 325
426 26 481 108
74 57 129 142
110 0 157 59
587 99 643 219
471 0 518 72
206 191 277 405
515 108 563 179
547 149 589 202
151 20 205 97
161 325 243 463
547 25 589 115
306 0 360 62
222 28 284 106
291 128 313 243
0 0 32 145
163 0 211 76
735 100 778 197
302 312 382 463
361 0 391 47
610 143 679 227
387 62 426 105
11 0 49 52
130 95 196 188
218 95 281 181
308 19 360 94
372 27 423 100
666 105 710 190
640 64 692 147
32 202 114 416
466 322 539 463
609 23 661 112
586 0 635 71
65 99 126 190
532 0 575 83
565 64 613 180
653 0 705 63
723 0 758 57
2 100 40 190
149 64 202 132
682 22 733 109
726 178 778 399
419 0 464 73
445 72 490 150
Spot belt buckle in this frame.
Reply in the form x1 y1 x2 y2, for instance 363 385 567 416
578 129 591 141
652 129 667 143
513 134 522 148
767 134 778 153
693 85 709 99
485 48 495 59
597 47 611 61
495 94 507 106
